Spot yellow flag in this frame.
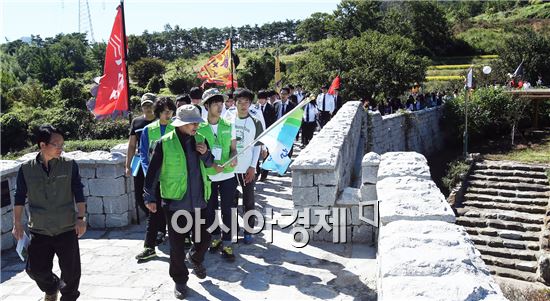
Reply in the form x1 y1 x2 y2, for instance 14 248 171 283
198 39 237 88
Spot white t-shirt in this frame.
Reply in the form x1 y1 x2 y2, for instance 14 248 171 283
208 122 237 182
232 114 263 174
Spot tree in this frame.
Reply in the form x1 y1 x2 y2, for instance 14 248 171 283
130 57 166 87
333 0 382 39
497 29 550 84
239 52 286 91
127 34 148 63
296 12 335 42
288 31 428 101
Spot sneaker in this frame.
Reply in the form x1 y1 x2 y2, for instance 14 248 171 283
209 239 222 253
186 252 207 279
221 245 236 262
155 232 166 246
44 290 58 301
174 283 188 300
135 247 157 263
243 234 254 245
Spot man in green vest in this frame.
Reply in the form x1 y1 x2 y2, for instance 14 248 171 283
12 125 86 301
135 96 175 263
196 88 239 261
143 104 214 299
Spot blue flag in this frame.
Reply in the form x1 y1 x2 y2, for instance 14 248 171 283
259 108 303 175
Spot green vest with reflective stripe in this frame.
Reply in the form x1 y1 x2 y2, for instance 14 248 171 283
159 131 211 201
196 119 235 175
146 120 174 156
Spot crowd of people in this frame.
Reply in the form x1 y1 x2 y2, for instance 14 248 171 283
363 90 450 115
12 82 345 300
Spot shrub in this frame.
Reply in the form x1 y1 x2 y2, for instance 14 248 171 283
442 160 470 191
283 44 308 55
88 118 130 140
165 72 200 95
56 78 87 110
0 112 28 154
130 57 166 87
146 75 162 94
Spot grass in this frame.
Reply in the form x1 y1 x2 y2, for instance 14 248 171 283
425 75 464 81
1 139 127 160
473 2 550 23
483 136 550 164
427 69 469 77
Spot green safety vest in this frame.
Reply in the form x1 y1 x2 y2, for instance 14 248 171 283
159 131 211 201
196 119 235 176
146 120 175 157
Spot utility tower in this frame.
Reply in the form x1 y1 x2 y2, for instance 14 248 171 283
78 0 96 43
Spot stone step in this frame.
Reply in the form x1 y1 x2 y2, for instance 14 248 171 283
462 228 541 242
456 216 543 233
467 233 540 251
463 193 549 207
486 265 539 282
466 187 549 199
468 180 550 193
462 199 548 214
469 174 549 186
476 161 549 173
474 169 548 180
456 208 544 225
475 245 538 261
481 254 539 273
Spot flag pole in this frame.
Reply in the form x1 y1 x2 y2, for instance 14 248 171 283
220 97 312 168
230 26 235 93
463 66 472 159
120 0 131 122
120 0 138 224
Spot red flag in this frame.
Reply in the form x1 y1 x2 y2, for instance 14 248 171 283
328 75 340 95
93 6 128 119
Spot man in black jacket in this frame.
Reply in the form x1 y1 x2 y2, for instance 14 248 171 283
255 90 277 181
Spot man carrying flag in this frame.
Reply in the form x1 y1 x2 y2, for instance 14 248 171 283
317 84 335 128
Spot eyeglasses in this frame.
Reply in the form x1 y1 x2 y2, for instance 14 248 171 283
48 142 65 149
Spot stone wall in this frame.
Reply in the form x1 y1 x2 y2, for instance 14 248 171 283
1 150 140 251
291 101 368 242
376 152 506 300
368 106 445 156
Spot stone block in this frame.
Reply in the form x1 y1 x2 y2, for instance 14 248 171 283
314 171 338 186
318 186 338 206
88 177 125 197
80 178 90 197
88 214 105 228
79 165 96 179
336 187 361 206
87 197 103 214
292 187 318 206
378 220 506 301
378 152 431 180
1 204 12 215
291 171 314 187
126 178 134 194
361 184 377 201
106 212 129 227
352 224 373 243
103 195 129 214
1 232 14 250
96 164 125 178
7 176 17 191
362 152 381 167
1 212 13 233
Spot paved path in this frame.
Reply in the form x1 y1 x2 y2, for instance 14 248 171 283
1 149 377 300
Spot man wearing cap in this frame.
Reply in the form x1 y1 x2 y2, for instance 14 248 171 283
196 89 239 261
134 96 176 263
316 84 335 128
302 94 319 146
125 93 156 222
143 104 214 299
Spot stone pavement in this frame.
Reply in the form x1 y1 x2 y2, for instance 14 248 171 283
1 150 377 301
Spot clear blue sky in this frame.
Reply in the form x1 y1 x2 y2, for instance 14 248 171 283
2 0 339 42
